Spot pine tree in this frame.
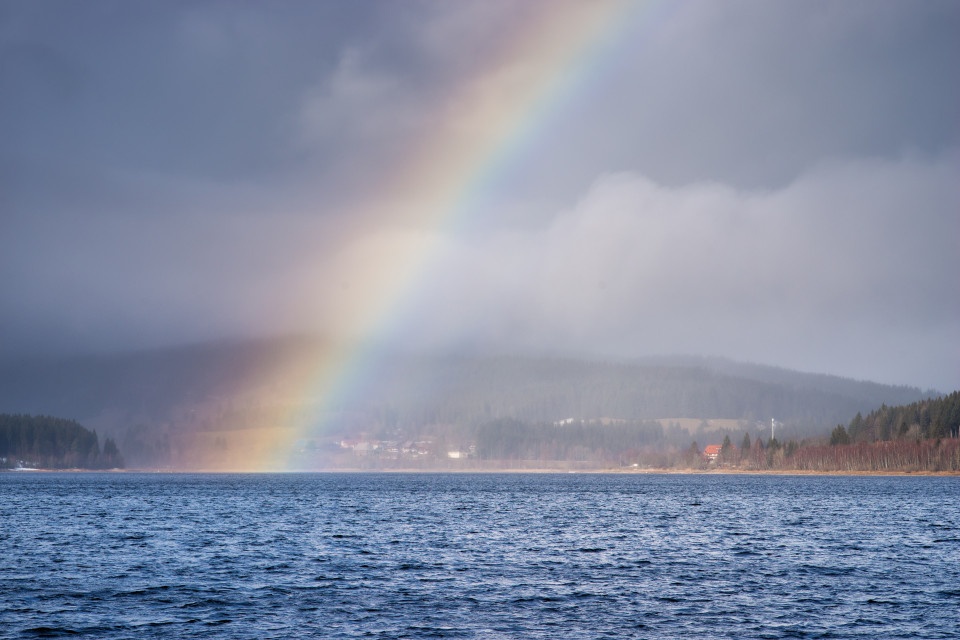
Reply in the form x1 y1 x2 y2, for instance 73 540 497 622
102 438 124 469
830 424 851 446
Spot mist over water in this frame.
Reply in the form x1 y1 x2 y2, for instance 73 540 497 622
2 473 958 639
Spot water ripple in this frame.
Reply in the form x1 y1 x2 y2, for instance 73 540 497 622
1 473 959 639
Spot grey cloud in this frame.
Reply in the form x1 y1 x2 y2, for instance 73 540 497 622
508 0 960 197
3 1 956 192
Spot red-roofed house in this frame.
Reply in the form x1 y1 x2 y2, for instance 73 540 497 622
703 445 722 462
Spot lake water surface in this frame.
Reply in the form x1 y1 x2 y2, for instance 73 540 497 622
1 473 958 639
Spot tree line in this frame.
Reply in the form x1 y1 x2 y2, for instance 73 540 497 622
461 390 960 473
679 434 960 473
474 418 671 462
835 390 960 443
0 413 124 469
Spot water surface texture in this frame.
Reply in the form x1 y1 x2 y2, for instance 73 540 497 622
2 473 959 639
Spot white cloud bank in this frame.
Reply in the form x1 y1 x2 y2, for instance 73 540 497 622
382 152 958 390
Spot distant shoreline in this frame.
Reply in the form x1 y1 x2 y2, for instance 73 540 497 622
4 467 958 476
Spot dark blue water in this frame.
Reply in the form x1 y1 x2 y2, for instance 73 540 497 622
2 473 958 639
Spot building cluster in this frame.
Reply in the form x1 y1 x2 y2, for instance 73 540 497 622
337 438 477 460
339 438 433 457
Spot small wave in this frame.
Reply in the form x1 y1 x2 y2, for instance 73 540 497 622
23 627 81 638
179 598 232 609
798 564 854 577
510 595 563 604
313 574 346 582
203 619 233 627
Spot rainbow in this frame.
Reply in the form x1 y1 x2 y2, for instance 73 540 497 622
223 1 668 471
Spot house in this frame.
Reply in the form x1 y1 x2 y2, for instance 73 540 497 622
703 444 722 461
353 441 378 454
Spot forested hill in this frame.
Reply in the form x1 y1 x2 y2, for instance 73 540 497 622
0 338 930 440
0 414 123 469
637 355 938 411
839 390 960 443
368 354 929 430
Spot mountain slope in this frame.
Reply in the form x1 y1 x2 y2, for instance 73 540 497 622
0 337 932 467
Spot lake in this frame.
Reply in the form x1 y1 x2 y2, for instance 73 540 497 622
1 472 958 639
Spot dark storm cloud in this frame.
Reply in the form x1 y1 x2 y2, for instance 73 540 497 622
1 2 359 180
1 1 958 391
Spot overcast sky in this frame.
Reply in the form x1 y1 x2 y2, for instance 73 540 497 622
2 0 958 391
